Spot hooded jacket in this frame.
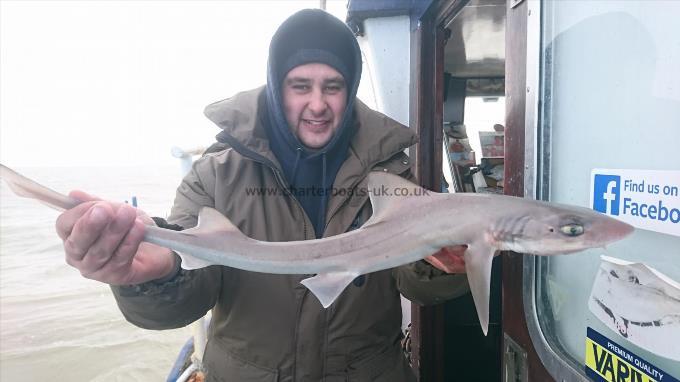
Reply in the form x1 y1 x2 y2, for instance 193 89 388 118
111 87 469 381
263 9 363 238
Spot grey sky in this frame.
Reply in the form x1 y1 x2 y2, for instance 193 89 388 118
0 1 347 167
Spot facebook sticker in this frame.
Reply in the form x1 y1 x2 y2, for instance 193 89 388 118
593 174 621 216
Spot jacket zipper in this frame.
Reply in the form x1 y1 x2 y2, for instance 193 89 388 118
219 134 315 380
217 133 314 239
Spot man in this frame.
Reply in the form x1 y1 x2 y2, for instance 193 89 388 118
56 9 469 381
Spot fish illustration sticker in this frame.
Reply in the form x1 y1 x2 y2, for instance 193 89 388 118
588 256 680 362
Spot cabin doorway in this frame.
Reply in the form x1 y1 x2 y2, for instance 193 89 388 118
438 1 506 381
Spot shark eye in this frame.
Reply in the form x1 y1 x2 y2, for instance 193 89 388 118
560 223 584 237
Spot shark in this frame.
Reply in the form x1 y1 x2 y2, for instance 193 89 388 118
0 163 634 335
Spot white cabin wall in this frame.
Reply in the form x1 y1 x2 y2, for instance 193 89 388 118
356 16 411 127
356 15 413 331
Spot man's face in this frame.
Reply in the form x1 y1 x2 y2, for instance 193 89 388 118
282 63 347 149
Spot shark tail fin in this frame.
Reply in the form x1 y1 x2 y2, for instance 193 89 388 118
363 171 434 227
0 163 79 211
301 271 360 308
464 244 497 336
176 207 244 270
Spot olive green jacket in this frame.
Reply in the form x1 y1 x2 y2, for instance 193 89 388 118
111 87 469 382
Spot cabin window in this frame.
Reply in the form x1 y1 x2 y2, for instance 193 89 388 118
443 94 505 193
535 0 680 377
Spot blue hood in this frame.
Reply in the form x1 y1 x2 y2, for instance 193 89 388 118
263 9 362 238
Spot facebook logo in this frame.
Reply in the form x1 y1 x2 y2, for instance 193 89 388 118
593 174 621 215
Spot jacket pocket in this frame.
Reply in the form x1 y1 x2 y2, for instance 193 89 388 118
346 346 416 382
204 349 279 382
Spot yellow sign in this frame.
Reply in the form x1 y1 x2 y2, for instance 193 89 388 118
586 337 655 382
585 328 677 382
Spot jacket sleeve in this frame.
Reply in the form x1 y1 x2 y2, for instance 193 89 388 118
393 261 470 305
110 156 225 330
389 165 470 305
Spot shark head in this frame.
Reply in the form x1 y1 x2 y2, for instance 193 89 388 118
496 201 635 255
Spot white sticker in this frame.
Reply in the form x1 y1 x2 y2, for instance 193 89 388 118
588 256 680 362
590 169 680 237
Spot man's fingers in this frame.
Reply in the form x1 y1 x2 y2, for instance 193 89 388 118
101 218 147 276
63 203 113 262
54 194 161 284
68 190 101 203
55 191 103 240
439 245 468 257
425 255 461 273
425 255 449 271
425 245 468 274
55 202 97 240
78 204 138 276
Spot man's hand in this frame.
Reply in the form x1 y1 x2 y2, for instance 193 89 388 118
55 190 177 285
424 245 468 274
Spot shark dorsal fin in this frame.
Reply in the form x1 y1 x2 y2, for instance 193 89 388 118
176 207 243 270
189 207 241 234
364 171 432 227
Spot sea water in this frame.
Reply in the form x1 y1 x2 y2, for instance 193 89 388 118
0 166 190 381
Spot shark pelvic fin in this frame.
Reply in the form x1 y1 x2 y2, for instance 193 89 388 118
301 271 360 308
464 243 497 336
176 251 215 270
363 171 432 227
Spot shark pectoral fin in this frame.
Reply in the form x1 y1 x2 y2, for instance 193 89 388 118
464 244 497 336
176 251 215 270
300 271 360 308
